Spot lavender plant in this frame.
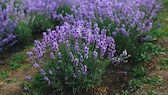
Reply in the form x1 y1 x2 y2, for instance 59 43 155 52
71 0 163 63
0 3 17 51
2 0 75 42
19 0 75 37
26 21 125 94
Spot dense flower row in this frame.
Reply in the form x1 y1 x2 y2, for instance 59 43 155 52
0 0 163 93
21 0 76 18
72 0 162 36
0 3 18 51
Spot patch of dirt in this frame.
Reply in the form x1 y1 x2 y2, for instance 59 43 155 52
0 67 38 95
148 70 168 85
130 38 168 95
100 64 130 95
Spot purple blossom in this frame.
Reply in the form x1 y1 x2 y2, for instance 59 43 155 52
74 58 79 67
83 46 89 59
80 55 84 63
24 87 28 91
77 70 81 75
33 63 40 68
40 69 46 75
73 73 77 78
82 65 87 76
50 52 55 59
119 71 128 75
65 76 68 81
93 50 98 58
44 76 51 84
49 70 53 75
69 52 74 62
25 75 32 80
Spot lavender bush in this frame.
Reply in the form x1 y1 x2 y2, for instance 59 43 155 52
1 0 75 43
70 0 163 63
25 21 129 94
0 3 17 51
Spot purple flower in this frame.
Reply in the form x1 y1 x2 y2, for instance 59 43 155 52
33 63 40 68
156 23 161 29
74 58 79 67
73 73 77 78
119 71 128 75
69 52 74 62
25 75 32 80
58 60 62 63
93 50 98 58
40 69 46 75
49 70 53 75
24 87 28 91
56 66 60 70
78 55 83 64
57 52 62 58
26 52 33 60
44 76 51 84
50 52 55 59
65 76 68 81
82 65 87 76
77 70 81 75
83 46 89 59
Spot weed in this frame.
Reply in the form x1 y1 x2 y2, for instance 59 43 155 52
9 52 28 70
130 65 147 78
144 90 161 95
129 78 145 91
116 90 129 95
0 70 9 79
4 78 17 83
146 76 163 86
159 58 168 70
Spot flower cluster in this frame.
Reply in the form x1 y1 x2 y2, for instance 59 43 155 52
0 3 18 51
20 0 77 20
72 0 162 36
27 20 116 93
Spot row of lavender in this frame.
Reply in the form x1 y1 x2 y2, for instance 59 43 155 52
1 0 163 94
0 0 162 51
0 0 74 50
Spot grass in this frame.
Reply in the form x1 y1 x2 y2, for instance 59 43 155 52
0 49 31 82
0 70 9 79
159 58 168 70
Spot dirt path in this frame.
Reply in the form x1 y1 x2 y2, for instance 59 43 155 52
0 67 37 95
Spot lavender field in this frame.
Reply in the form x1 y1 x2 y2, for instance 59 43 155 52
0 0 168 95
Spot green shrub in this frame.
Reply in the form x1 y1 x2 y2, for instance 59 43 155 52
14 21 32 42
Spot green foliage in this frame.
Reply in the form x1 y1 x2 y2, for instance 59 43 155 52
130 65 147 78
159 58 168 70
144 90 161 95
129 78 145 91
0 70 8 79
146 76 163 86
116 90 129 95
5 78 17 83
14 21 33 42
163 0 168 9
10 52 27 70
31 14 55 34
128 76 163 93
139 43 163 62
57 5 73 16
